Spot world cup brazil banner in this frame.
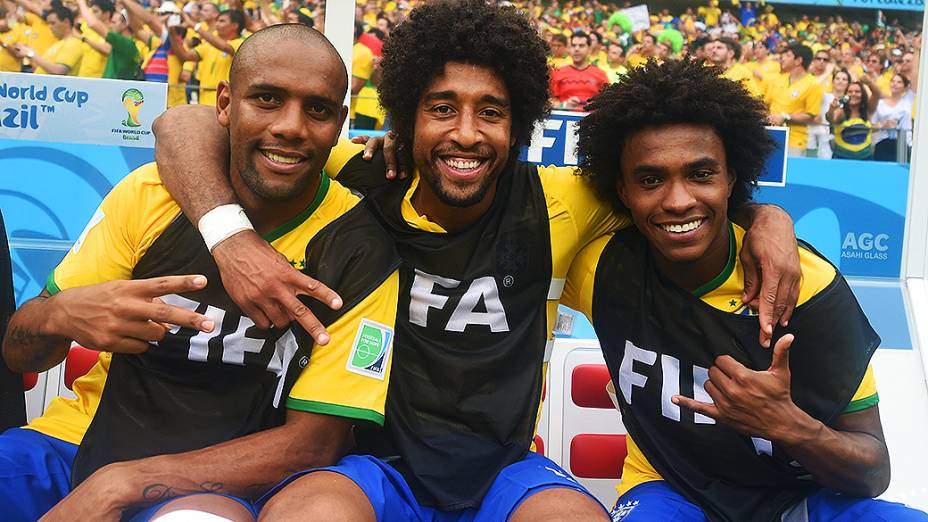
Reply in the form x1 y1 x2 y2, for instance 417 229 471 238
0 72 166 148
0 73 166 304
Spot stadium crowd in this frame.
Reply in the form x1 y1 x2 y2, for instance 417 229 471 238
0 0 923 159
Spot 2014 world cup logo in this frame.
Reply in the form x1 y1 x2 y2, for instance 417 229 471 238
121 88 145 128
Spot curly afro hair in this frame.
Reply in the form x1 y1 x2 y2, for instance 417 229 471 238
577 59 775 214
378 0 550 153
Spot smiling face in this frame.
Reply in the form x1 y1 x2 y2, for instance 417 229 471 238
412 61 514 210
832 70 850 95
218 37 347 207
618 124 735 287
847 82 863 107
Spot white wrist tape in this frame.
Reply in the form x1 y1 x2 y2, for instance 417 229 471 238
197 204 254 252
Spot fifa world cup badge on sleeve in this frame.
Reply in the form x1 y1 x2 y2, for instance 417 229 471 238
346 319 394 380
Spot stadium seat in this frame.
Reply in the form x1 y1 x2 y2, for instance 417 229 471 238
63 346 99 391
534 434 545 456
22 372 37 391
569 433 627 479
571 364 614 408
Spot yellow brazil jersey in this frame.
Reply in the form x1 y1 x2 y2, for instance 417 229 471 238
626 53 649 69
765 72 824 149
350 42 375 121
547 55 571 69
877 70 893 98
76 26 106 78
35 36 83 75
563 222 879 498
601 63 628 84
722 63 762 98
27 162 400 444
19 13 57 57
847 63 864 81
752 59 781 93
195 36 245 106
699 5 721 27
0 30 21 72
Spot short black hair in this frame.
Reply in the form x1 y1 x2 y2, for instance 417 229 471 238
571 31 591 46
718 36 741 61
551 33 568 45
90 0 115 15
691 36 711 54
379 0 550 152
45 5 74 24
221 9 246 35
789 43 813 69
577 59 774 214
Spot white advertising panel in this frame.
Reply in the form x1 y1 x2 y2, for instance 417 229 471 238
0 72 167 148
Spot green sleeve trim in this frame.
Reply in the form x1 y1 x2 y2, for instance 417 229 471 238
286 397 384 426
262 173 330 243
844 393 880 413
45 269 61 295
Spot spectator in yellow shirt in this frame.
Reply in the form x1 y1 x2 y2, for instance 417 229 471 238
600 41 628 83
709 37 761 97
626 33 658 69
698 0 721 27
76 0 115 78
10 0 58 57
350 21 375 128
0 7 22 72
765 43 825 155
171 9 246 106
13 5 83 75
547 33 570 68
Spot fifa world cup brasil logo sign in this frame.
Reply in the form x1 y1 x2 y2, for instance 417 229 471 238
121 88 145 128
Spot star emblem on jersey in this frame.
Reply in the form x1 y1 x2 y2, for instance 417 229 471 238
610 500 639 521
729 299 737 307
346 319 394 380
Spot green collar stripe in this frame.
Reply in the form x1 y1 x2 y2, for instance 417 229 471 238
262 172 330 244
693 221 736 298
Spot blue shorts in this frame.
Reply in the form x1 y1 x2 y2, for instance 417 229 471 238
262 452 607 522
0 427 78 522
0 428 257 522
610 480 928 522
